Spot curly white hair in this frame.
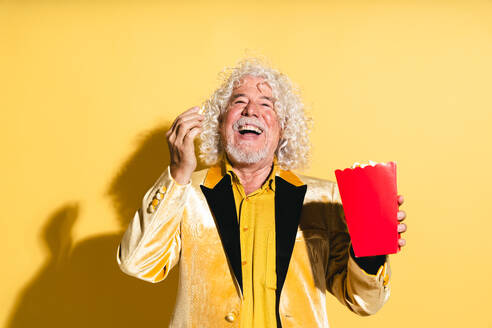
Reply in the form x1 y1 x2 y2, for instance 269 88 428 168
199 58 311 170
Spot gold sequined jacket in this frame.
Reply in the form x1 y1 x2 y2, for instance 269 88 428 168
117 164 391 327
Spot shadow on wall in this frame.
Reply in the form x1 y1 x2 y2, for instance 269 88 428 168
7 124 196 328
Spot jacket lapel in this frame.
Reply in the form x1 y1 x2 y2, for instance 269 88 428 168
200 170 243 294
274 173 307 327
274 172 307 293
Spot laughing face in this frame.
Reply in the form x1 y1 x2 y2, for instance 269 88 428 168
220 75 281 167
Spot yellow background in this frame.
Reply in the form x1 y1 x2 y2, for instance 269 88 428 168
1 0 491 327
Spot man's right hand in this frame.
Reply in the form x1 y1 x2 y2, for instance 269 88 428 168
166 106 204 185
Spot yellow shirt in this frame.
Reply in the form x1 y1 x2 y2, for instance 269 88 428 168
225 159 278 328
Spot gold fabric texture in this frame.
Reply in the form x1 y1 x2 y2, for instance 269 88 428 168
117 164 391 328
225 159 278 328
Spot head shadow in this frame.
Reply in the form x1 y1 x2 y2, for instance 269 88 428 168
7 122 210 328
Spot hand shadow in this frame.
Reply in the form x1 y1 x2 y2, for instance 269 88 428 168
7 124 205 327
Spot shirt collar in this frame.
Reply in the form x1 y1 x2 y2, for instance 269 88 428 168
224 156 277 192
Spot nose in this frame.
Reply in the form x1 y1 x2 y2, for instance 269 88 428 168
241 102 259 117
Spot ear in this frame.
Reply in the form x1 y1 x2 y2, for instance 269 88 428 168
277 119 284 139
277 138 288 152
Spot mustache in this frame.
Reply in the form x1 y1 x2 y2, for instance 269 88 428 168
232 117 266 132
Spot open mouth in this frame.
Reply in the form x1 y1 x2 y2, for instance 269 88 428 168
238 124 263 136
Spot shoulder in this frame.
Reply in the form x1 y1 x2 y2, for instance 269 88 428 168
297 174 335 187
296 174 341 204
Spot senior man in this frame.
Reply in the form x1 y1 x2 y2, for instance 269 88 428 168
117 59 407 328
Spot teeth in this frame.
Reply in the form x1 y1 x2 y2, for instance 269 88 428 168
238 125 262 134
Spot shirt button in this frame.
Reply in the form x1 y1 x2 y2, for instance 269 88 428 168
243 227 249 232
225 312 236 322
242 261 247 266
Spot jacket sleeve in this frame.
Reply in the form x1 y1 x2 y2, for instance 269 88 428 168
325 182 391 316
116 166 189 283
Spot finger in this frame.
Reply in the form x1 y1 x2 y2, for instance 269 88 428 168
398 238 406 247
184 126 202 147
398 195 404 206
167 124 177 144
178 113 205 124
171 112 204 135
170 107 202 131
397 210 406 222
169 115 204 144
397 223 407 233
175 115 204 137
175 119 203 146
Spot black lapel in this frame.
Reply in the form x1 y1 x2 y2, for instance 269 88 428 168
200 175 243 293
275 176 307 327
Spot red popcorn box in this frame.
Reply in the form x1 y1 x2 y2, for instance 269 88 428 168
335 161 399 257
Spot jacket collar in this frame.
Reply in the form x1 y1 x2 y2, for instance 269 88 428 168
202 158 305 189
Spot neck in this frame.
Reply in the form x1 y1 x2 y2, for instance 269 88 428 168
228 156 274 195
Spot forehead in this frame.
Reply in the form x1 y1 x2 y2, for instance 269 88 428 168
233 75 273 97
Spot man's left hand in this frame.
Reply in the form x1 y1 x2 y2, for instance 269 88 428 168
397 195 407 247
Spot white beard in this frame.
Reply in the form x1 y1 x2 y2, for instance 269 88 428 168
224 141 268 164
